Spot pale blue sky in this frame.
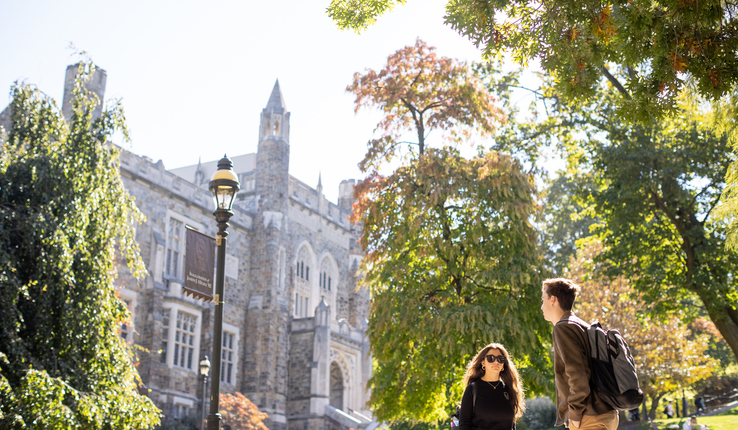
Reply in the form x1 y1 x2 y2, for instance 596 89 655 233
1 1 538 202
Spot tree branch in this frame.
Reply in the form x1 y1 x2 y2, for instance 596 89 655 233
649 184 697 285
400 97 425 153
409 69 424 89
507 84 545 97
690 179 717 211
703 193 722 224
600 66 631 99
419 101 445 114
462 275 509 293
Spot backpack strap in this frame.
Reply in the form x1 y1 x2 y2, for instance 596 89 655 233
592 321 603 361
472 381 477 411
584 320 600 390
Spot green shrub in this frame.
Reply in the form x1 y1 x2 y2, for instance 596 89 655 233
522 397 556 430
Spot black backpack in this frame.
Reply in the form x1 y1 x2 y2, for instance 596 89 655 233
587 321 644 410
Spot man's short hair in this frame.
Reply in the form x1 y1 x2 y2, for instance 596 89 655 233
542 278 581 311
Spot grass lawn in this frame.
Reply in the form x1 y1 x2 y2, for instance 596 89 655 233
616 407 738 430
542 407 738 430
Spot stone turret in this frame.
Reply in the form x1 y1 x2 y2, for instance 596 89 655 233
244 80 292 430
254 80 290 214
1 63 108 137
338 179 356 212
62 63 107 122
259 79 290 143
0 105 11 138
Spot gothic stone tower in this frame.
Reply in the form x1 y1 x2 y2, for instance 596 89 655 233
75 66 377 429
242 80 292 430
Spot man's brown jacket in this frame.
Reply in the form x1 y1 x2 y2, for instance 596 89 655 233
552 311 613 426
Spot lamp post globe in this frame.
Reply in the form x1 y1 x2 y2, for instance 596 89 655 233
199 356 211 430
206 155 240 430
209 155 240 213
199 356 211 377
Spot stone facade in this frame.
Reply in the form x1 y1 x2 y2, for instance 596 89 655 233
2 66 375 430
120 81 373 430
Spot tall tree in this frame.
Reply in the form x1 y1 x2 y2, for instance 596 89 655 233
525 80 738 362
0 62 160 428
328 0 738 119
349 40 551 423
571 241 717 419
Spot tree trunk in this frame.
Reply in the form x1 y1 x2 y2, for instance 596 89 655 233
653 176 738 363
697 292 738 362
712 313 738 360
648 393 665 420
676 397 680 417
417 116 425 155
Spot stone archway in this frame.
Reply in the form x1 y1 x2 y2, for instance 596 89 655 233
329 361 344 410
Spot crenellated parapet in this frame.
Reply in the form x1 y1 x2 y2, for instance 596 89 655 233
288 176 353 231
117 149 253 230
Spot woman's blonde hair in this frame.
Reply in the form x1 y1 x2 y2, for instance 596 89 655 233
463 342 526 420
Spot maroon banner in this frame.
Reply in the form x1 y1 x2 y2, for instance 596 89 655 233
183 227 215 301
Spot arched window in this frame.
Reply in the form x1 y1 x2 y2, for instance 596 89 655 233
318 256 338 317
296 248 310 281
294 245 313 318
330 361 344 411
319 257 335 292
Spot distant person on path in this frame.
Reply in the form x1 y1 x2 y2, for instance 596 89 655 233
457 343 525 430
628 407 640 421
695 397 706 415
665 400 675 418
541 278 617 430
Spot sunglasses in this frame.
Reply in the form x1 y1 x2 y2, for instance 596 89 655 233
485 354 506 364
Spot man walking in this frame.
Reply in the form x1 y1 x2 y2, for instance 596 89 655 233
665 400 675 418
541 278 618 430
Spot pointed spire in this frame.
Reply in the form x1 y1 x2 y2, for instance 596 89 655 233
194 156 204 185
265 79 286 113
317 171 323 189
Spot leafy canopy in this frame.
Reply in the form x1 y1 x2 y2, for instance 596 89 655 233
329 0 738 119
540 173 597 275
0 62 160 429
526 77 738 362
355 148 551 422
709 89 738 249
348 38 502 172
349 41 551 423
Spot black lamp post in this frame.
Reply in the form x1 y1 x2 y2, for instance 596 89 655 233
207 155 240 430
199 356 211 430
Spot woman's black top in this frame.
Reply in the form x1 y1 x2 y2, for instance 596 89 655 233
458 380 515 430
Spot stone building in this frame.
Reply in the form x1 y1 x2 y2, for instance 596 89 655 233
1 65 374 430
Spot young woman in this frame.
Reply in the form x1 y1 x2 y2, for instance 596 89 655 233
457 343 525 430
